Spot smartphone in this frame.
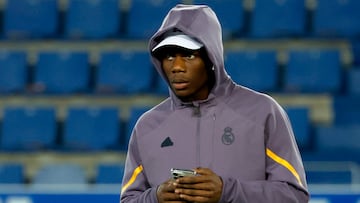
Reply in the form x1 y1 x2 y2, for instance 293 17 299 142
170 168 196 179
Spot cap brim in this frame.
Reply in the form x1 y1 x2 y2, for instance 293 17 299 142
152 34 203 52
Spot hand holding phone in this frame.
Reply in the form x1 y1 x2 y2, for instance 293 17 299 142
170 168 196 179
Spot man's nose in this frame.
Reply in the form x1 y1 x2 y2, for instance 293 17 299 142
171 56 186 73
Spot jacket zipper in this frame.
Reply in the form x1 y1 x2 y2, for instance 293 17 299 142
193 105 201 167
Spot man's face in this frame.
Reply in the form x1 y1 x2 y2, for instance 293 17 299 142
161 48 209 102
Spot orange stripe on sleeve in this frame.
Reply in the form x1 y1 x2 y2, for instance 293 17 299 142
121 165 144 194
266 148 303 187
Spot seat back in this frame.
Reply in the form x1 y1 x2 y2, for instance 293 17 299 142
65 0 120 39
346 68 360 96
96 163 125 184
249 0 306 38
0 51 27 93
97 50 153 94
333 96 360 126
285 49 341 93
315 125 360 152
3 0 59 39
64 106 120 150
1 106 57 151
33 163 87 184
314 0 360 37
193 0 244 39
225 50 278 92
285 107 310 149
0 163 24 184
34 51 90 94
126 0 181 39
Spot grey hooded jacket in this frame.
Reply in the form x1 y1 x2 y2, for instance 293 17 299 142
121 4 309 203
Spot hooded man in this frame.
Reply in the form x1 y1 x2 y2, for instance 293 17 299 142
121 4 309 203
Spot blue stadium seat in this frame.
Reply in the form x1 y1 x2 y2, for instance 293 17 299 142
313 0 360 37
33 51 90 94
65 0 120 39
0 50 27 93
63 106 120 150
285 107 310 149
97 50 153 94
0 163 24 184
3 0 59 39
155 75 169 95
249 0 306 38
1 106 57 151
125 106 151 149
347 68 360 96
352 39 360 66
315 125 360 152
33 163 87 184
193 0 244 39
224 50 278 92
306 170 353 184
96 163 125 184
126 0 181 39
284 49 341 93
333 96 360 126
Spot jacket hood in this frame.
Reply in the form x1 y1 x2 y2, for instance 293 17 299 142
149 4 233 105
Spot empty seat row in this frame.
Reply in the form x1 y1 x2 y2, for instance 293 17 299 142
0 106 150 151
305 162 360 185
0 48 357 95
0 50 156 95
0 162 125 185
225 49 347 94
2 161 360 186
2 0 360 40
0 105 330 152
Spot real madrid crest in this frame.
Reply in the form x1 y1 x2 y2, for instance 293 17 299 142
222 127 235 145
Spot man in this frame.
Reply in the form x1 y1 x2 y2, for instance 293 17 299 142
121 4 309 203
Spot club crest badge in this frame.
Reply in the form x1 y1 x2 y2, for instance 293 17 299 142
222 127 235 145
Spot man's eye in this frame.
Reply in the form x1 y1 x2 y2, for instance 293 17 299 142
186 54 196 59
166 55 174 60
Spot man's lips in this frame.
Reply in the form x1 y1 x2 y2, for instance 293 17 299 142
171 79 189 90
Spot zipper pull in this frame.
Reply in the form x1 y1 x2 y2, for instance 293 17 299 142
192 105 201 117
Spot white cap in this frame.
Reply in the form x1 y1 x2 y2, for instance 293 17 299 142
152 34 203 52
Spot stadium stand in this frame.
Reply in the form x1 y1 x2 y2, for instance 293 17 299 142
313 0 360 38
65 0 121 39
0 163 24 184
224 49 278 92
96 163 125 184
126 0 181 39
63 106 121 151
0 0 359 202
154 73 169 95
352 39 360 65
33 51 90 94
96 50 153 94
346 67 360 96
32 163 87 184
285 107 311 150
0 106 57 151
193 0 244 39
315 125 360 153
284 49 342 93
333 96 360 126
0 50 27 93
3 0 59 39
249 0 306 38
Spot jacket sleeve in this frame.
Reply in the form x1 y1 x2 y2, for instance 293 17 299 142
220 102 309 203
120 130 158 203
